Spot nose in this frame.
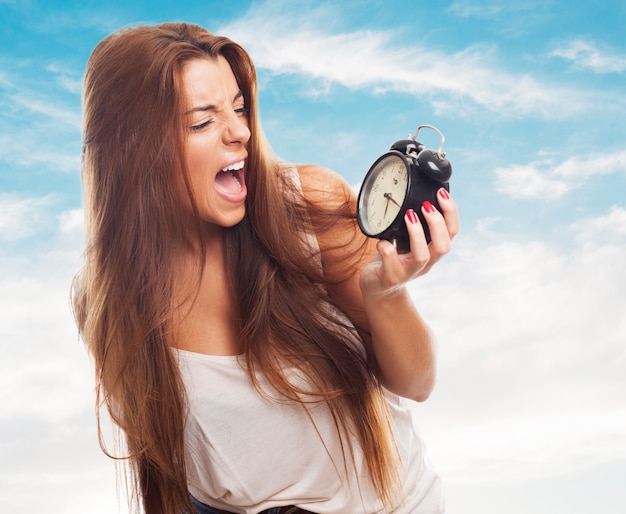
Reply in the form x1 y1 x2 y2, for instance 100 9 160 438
224 109 251 146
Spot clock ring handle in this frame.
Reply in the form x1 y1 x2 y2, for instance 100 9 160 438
412 125 446 158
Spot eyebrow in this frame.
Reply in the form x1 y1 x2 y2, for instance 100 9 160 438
185 90 244 115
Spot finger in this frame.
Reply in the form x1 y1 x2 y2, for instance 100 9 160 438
376 238 397 260
437 188 460 239
404 209 431 269
421 201 451 259
375 238 408 291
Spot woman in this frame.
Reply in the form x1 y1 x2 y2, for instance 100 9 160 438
73 22 458 514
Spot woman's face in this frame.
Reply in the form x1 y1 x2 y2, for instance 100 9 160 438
181 56 251 230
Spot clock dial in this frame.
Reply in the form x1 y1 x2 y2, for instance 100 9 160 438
358 153 409 236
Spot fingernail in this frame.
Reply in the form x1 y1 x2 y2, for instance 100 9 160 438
438 188 450 200
422 201 435 213
406 209 418 224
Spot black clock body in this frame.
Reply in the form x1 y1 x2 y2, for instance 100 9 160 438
357 138 452 252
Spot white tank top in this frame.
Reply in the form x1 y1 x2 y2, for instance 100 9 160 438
177 166 443 513
176 349 444 513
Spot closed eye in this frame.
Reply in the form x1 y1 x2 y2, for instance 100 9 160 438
190 119 213 132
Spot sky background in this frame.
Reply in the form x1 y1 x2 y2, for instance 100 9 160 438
1 0 625 513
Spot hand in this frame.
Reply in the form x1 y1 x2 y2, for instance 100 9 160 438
359 188 459 299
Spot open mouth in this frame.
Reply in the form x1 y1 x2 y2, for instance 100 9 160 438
215 160 245 195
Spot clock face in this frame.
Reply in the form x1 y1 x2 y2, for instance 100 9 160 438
358 153 409 236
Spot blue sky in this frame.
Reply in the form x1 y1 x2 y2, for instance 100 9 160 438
1 0 625 513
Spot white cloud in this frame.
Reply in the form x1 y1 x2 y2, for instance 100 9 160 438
0 207 110 514
494 150 626 199
570 205 626 245
0 272 87 421
0 70 11 88
553 150 626 180
9 91 82 130
551 38 626 74
0 208 86 423
0 66 82 173
35 7 123 36
428 408 626 485
46 63 83 95
446 0 541 18
494 162 572 199
58 208 84 236
0 192 57 241
0 127 81 173
409 210 626 486
0 61 80 124
217 2 587 119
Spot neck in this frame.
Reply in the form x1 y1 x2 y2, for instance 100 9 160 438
168 225 241 355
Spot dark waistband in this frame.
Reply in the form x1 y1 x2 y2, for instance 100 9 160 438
190 495 315 514
213 508 313 514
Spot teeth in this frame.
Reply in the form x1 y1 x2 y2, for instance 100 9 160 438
230 172 242 190
221 160 245 172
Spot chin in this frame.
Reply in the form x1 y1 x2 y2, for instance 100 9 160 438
204 209 246 230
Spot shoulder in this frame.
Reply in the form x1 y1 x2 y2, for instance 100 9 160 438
296 163 345 188
293 163 375 280
295 163 355 208
296 164 377 338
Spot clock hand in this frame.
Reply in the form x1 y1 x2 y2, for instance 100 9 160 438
384 195 390 218
384 192 402 209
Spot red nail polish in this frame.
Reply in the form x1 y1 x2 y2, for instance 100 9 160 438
406 209 418 224
439 188 450 200
422 201 435 213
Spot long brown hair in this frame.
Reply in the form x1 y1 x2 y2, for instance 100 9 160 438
73 23 400 513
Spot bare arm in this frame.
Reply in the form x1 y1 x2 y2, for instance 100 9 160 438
298 164 459 401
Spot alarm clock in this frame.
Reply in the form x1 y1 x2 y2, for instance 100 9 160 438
356 125 452 252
